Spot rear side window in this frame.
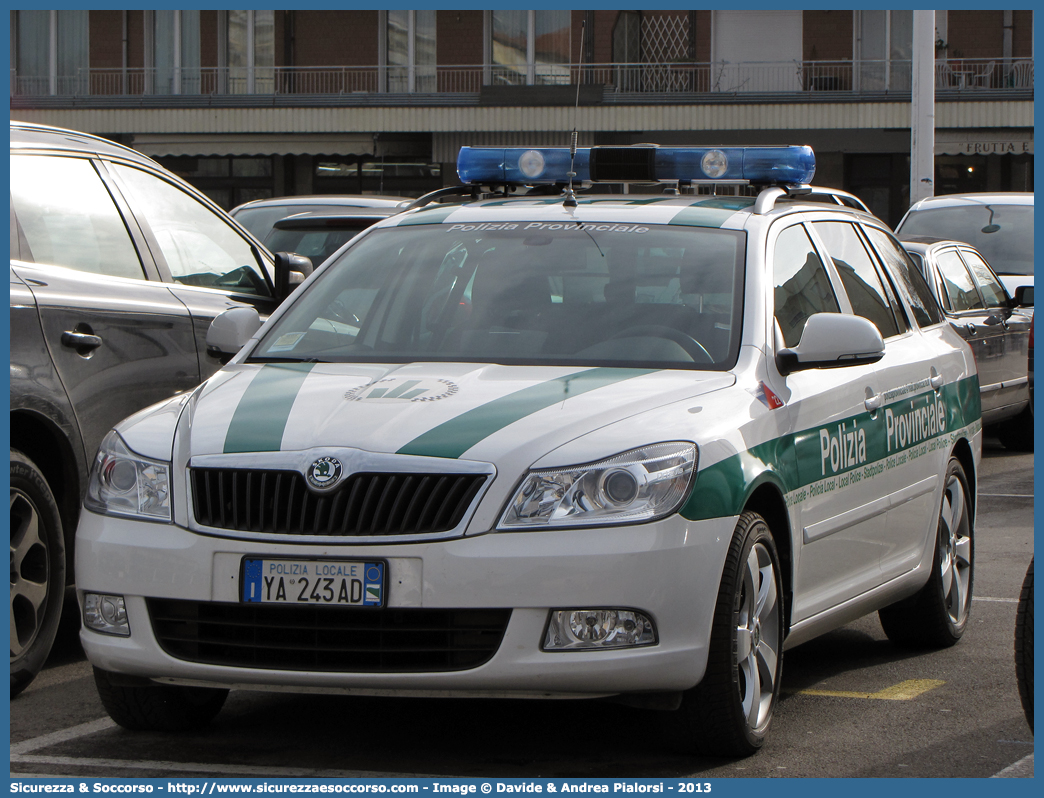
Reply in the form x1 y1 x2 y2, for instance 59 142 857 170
812 221 899 338
960 249 1008 308
864 226 943 328
773 224 840 347
10 154 145 280
936 249 983 311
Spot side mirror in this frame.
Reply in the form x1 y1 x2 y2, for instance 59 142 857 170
776 313 885 375
273 251 313 301
206 306 262 364
1013 284 1034 308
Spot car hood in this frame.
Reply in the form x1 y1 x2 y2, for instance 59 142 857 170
183 361 734 467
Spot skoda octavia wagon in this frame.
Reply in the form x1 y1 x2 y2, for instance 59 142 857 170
76 145 980 756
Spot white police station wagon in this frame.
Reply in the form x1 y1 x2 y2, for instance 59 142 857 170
76 145 980 756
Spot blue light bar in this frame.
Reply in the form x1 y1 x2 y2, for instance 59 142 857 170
456 145 816 186
456 147 591 184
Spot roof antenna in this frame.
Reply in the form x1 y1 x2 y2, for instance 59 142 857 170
563 19 586 208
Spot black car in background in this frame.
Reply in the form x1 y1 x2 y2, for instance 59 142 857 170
231 194 411 244
263 208 400 268
10 121 306 694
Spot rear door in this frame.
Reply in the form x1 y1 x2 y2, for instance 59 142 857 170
766 219 887 623
862 225 966 580
10 152 200 460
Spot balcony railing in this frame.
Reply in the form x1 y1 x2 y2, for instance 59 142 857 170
11 58 1033 99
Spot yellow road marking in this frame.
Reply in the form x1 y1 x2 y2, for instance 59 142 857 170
798 679 945 700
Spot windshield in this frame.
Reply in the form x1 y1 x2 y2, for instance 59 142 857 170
251 223 746 370
263 225 372 267
897 203 1034 276
233 204 339 241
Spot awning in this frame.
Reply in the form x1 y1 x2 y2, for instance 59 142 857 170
130 133 378 158
433 131 595 164
934 129 1033 156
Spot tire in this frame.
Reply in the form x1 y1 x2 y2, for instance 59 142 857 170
10 449 66 698
879 457 973 648
995 403 1033 452
674 511 784 757
93 667 228 732
1014 558 1033 733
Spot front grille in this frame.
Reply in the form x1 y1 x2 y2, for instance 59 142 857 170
147 599 511 673
190 469 486 537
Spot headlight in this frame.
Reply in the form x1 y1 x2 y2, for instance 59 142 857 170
498 442 697 529
84 431 172 522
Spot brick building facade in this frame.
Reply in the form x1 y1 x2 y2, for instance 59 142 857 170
11 9 1033 226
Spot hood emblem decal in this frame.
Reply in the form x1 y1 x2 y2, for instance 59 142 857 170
345 378 458 403
307 456 343 489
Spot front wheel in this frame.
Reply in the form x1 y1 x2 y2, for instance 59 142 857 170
879 457 974 648
1014 558 1033 733
10 449 66 697
674 511 784 757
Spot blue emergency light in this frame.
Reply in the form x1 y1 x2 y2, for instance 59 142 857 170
456 145 816 187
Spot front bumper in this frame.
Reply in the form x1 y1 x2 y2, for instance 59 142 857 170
75 510 736 697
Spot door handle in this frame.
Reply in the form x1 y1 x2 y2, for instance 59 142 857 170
61 331 103 351
930 373 944 391
864 392 882 413
965 322 978 336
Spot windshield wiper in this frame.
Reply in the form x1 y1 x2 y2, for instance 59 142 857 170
246 356 327 364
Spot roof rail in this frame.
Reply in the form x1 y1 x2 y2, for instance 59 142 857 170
753 185 872 215
401 185 477 212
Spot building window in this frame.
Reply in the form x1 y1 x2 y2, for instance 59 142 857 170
157 156 274 210
490 10 570 85
12 10 88 95
315 158 442 198
146 10 200 95
855 10 913 91
384 10 436 92
224 10 274 94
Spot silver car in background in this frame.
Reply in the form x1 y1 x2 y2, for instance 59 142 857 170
896 193 1034 296
901 235 1033 451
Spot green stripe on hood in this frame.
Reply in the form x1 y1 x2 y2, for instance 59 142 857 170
224 363 316 453
668 198 754 228
397 368 659 459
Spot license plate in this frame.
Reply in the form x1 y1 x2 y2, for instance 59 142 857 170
241 558 385 607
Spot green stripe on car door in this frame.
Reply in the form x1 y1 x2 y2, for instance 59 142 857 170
223 363 316 453
397 368 659 459
681 375 983 521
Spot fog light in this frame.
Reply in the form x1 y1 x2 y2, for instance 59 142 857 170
84 593 130 636
543 609 656 650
